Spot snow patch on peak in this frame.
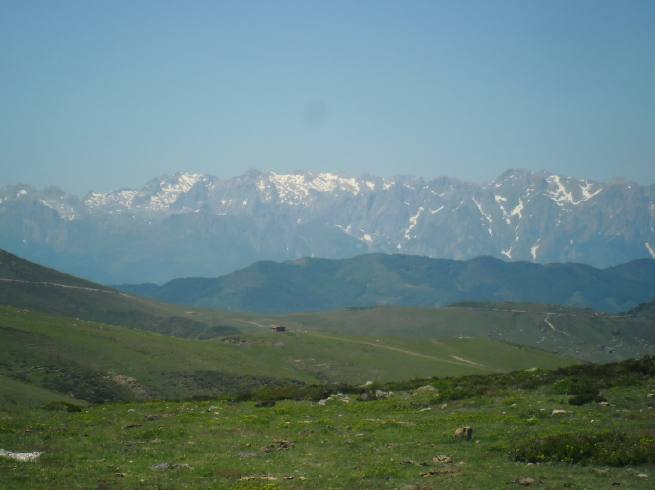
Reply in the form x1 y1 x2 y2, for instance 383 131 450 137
645 242 655 259
264 172 362 204
404 206 425 240
85 190 138 209
84 173 204 212
580 181 603 201
85 192 107 208
546 175 575 206
175 172 203 190
494 194 511 223
472 197 494 236
510 198 524 219
335 223 353 235
547 175 603 207
152 173 202 207
531 239 541 261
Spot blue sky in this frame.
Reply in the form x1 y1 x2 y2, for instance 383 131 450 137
1 0 654 194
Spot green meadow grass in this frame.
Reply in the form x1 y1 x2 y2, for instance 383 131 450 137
0 367 653 489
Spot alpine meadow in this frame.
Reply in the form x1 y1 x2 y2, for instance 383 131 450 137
1 1 655 489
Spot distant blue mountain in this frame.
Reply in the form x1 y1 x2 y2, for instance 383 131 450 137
117 253 655 314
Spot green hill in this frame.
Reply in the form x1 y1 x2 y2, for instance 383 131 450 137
0 306 577 409
119 254 655 313
271 302 655 363
2 249 654 365
629 299 655 317
0 249 239 338
0 373 81 411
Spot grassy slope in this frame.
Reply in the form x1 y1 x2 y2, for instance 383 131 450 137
0 375 82 411
2 249 653 364
0 249 242 338
0 307 577 406
4 268 654 363
630 298 655 317
1 360 653 489
0 249 107 288
271 303 655 363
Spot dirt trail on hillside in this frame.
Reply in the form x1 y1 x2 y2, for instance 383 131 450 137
544 313 570 336
299 330 488 370
0 278 127 296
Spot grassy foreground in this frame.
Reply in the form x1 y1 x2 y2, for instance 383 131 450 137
1 359 653 489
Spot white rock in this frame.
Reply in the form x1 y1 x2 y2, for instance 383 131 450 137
0 449 42 462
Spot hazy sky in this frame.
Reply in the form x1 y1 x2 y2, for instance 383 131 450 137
1 0 654 194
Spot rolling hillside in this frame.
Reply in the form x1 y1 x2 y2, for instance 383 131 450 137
0 249 239 338
2 250 654 365
630 298 655 317
271 303 655 363
119 253 655 313
0 306 577 410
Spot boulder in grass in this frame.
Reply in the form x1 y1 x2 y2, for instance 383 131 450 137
151 462 192 471
413 385 438 395
454 427 473 441
0 449 42 463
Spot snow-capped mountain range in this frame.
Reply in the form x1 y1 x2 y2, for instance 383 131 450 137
1 169 654 283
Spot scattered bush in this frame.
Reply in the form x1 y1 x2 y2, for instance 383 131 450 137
242 382 357 403
511 432 655 466
552 377 601 395
233 356 655 405
42 366 133 404
42 401 83 412
436 383 489 401
568 392 606 406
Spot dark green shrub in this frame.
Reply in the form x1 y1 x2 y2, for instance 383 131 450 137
228 356 654 406
189 394 215 401
42 401 83 412
254 400 276 407
42 368 132 404
569 392 606 405
437 383 488 401
552 377 601 395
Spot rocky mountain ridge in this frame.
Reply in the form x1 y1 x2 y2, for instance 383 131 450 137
1 169 654 283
